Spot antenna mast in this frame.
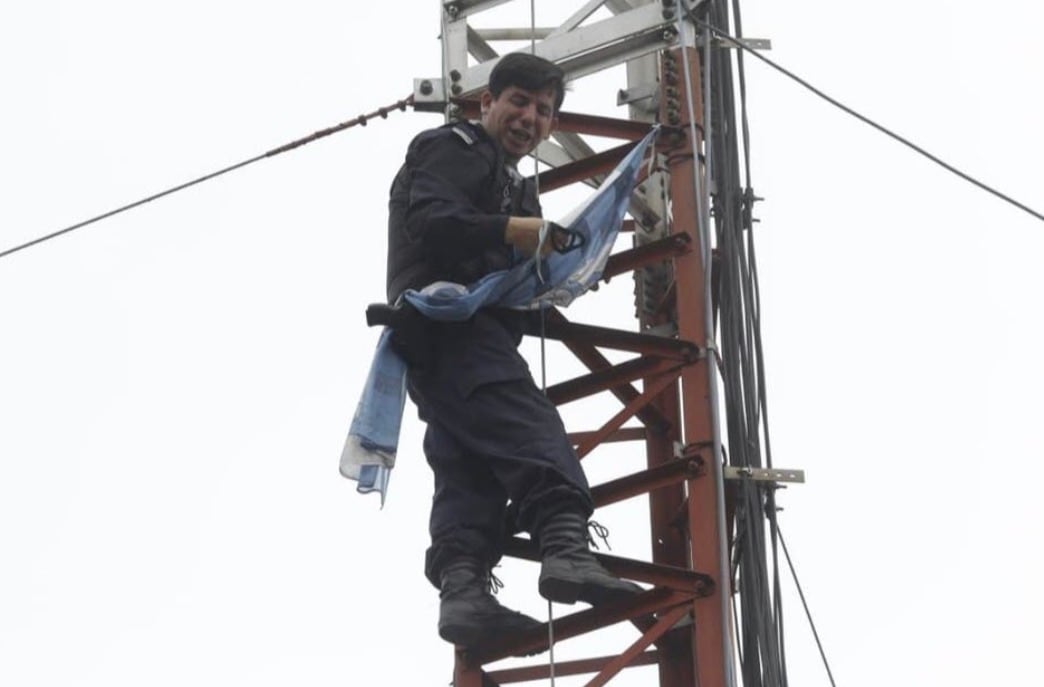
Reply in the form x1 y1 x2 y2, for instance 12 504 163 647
414 2 794 684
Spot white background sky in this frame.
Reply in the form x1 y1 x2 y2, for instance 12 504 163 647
2 1 1042 686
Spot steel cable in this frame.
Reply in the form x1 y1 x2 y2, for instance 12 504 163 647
776 523 837 687
0 95 414 260
684 5 1043 223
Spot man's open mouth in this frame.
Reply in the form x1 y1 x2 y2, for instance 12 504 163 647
509 129 532 145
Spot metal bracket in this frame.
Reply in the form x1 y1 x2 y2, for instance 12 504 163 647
711 37 771 51
618 83 659 106
419 2 678 110
724 466 805 484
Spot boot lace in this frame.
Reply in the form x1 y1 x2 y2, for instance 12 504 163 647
587 520 613 551
488 569 505 595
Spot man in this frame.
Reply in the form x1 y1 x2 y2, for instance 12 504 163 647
385 53 640 648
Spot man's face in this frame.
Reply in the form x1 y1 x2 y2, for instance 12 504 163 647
480 85 558 163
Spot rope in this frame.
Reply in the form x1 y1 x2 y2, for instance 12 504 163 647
683 5 1043 224
0 95 415 260
776 523 837 687
527 3 557 683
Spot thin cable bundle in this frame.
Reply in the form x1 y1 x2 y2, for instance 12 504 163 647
699 1 788 685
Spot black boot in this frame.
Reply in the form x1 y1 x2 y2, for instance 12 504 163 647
538 511 642 606
438 557 542 647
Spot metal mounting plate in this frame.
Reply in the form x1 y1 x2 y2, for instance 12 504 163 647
724 466 805 484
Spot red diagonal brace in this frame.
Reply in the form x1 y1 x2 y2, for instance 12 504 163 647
576 365 682 459
547 356 666 406
587 603 693 687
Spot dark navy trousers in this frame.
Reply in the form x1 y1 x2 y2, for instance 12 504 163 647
399 309 593 588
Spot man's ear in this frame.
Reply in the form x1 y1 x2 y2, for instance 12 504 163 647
479 90 493 116
547 115 559 139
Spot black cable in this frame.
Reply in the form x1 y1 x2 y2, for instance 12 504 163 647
700 1 791 684
0 96 414 260
727 1 791 683
685 6 1044 224
776 524 838 687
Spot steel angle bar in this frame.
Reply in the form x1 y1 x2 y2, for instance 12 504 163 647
443 0 514 19
542 132 601 190
590 456 705 508
551 30 674 90
618 82 659 106
442 3 673 96
603 232 691 279
450 101 652 141
465 26 497 61
524 311 698 359
555 111 653 140
555 330 673 432
488 651 660 684
550 130 596 167
567 426 646 446
534 139 586 184
605 0 642 14
440 14 470 103
538 123 661 230
576 365 681 458
503 538 715 595
473 27 554 41
593 552 714 596
546 356 668 406
464 587 689 665
536 141 634 191
588 603 693 687
548 0 611 39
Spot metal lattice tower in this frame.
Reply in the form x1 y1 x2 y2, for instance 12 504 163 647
411 2 791 685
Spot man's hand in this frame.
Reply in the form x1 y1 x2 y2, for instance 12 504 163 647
504 217 572 257
504 217 548 257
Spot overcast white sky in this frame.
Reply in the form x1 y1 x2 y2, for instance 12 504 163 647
1 1 1042 686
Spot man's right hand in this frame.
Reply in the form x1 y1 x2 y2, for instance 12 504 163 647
505 217 572 258
504 217 548 258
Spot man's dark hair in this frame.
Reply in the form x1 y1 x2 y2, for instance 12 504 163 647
488 53 566 112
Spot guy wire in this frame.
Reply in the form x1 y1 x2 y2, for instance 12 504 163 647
0 96 414 260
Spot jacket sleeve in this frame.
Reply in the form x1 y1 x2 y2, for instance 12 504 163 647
404 132 509 268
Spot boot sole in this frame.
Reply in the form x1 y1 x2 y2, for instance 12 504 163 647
439 622 547 657
539 576 641 606
539 576 582 605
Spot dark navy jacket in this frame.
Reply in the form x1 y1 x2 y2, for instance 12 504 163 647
384 120 545 400
386 120 541 304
